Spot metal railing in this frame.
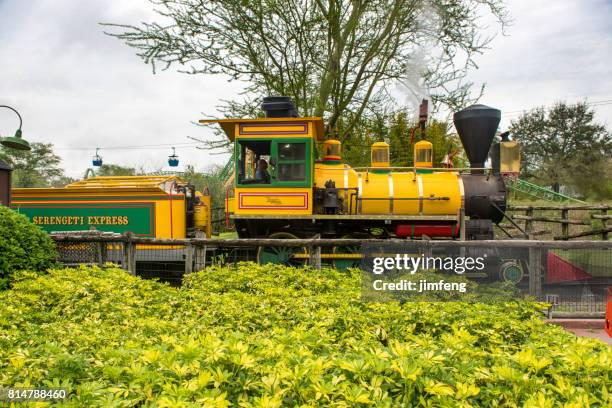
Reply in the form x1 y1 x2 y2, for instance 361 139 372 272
51 232 612 317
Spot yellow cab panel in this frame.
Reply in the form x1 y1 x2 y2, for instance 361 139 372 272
232 120 317 216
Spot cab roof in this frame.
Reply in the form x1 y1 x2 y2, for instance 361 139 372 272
66 175 186 189
12 175 188 197
199 117 325 142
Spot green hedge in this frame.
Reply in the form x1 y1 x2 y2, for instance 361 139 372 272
0 263 610 406
0 206 56 289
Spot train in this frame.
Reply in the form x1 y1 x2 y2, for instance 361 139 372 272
201 96 520 269
10 96 522 278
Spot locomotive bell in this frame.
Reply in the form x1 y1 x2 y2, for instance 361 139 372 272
453 104 501 174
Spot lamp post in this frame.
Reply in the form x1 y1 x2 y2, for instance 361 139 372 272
0 105 32 206
0 105 31 151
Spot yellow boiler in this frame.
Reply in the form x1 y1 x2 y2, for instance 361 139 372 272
315 164 462 216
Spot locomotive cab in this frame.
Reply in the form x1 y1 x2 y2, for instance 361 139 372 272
202 97 515 250
200 98 324 227
231 127 316 215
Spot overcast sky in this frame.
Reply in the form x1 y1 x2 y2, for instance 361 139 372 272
1 0 611 178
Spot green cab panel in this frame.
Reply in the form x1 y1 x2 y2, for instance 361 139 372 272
235 138 312 188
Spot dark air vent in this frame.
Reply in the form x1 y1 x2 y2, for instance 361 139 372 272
261 96 298 118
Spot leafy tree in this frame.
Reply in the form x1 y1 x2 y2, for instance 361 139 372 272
0 143 64 187
51 176 78 188
509 102 612 198
338 107 465 168
183 164 227 209
95 164 137 177
104 0 508 146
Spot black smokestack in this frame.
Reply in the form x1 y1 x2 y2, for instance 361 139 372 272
453 104 501 174
261 96 298 118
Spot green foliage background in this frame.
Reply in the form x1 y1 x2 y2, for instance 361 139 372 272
0 143 65 188
510 102 612 199
95 164 137 177
183 164 227 209
0 206 57 289
323 110 466 169
1 263 609 406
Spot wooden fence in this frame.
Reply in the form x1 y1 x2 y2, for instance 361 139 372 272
502 205 611 240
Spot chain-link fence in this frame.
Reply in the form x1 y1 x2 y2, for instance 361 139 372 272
51 233 612 316
52 232 255 285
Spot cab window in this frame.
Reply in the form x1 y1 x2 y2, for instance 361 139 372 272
277 142 306 182
237 140 271 185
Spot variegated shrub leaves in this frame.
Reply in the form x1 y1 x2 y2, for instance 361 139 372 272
0 264 610 407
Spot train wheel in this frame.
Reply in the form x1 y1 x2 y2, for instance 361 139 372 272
257 232 308 266
332 233 369 271
499 260 525 284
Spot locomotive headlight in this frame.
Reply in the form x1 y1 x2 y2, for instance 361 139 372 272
500 140 521 175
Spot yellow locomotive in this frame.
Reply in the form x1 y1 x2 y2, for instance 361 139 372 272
203 97 520 265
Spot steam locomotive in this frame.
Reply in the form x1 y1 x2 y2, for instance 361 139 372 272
11 96 520 278
202 96 520 268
